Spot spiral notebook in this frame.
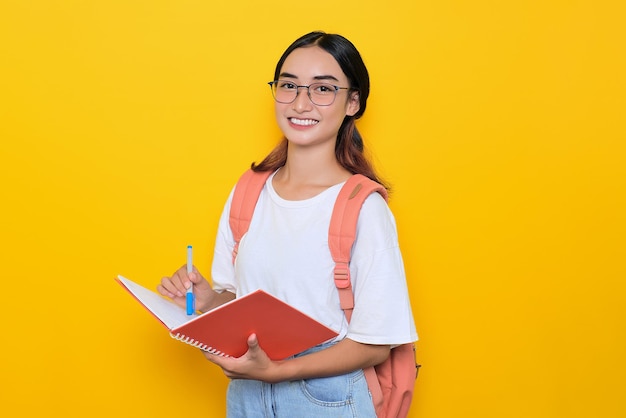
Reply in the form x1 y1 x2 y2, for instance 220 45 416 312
115 275 338 360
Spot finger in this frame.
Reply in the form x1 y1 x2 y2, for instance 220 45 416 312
188 268 207 285
186 271 197 288
188 269 213 294
156 283 176 298
202 351 233 372
247 333 259 351
158 277 180 297
179 265 204 291
162 275 184 297
171 266 194 295
202 351 219 363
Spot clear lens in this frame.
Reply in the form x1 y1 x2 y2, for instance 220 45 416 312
308 83 337 105
270 81 339 106
272 80 298 104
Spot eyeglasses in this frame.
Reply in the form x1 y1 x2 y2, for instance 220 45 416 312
268 80 351 106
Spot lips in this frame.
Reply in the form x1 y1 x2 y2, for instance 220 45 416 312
289 117 319 126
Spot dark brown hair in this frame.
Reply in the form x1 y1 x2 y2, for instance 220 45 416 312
252 31 389 190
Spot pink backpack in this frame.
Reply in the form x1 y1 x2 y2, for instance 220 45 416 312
229 169 419 418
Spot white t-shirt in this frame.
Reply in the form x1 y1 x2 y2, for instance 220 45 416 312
211 171 417 346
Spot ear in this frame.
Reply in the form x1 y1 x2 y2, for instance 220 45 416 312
346 91 360 117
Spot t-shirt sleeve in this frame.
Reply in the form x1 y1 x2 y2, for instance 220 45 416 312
211 187 238 294
345 193 418 345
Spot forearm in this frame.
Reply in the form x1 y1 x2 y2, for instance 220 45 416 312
272 338 390 382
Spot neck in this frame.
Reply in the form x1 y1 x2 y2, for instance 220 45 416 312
272 142 351 200
281 142 349 185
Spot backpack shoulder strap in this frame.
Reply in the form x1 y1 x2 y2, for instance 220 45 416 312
229 169 273 263
329 174 388 322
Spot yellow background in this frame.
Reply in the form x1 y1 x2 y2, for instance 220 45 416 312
1 1 624 417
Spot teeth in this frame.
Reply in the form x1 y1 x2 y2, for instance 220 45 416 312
290 118 318 126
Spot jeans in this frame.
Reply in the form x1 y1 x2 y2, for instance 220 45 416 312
226 343 376 418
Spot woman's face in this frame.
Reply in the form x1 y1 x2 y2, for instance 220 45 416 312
274 46 360 149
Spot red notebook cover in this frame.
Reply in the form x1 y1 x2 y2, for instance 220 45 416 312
115 275 338 360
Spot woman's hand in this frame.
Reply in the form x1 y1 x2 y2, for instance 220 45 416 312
204 334 283 382
203 335 390 384
157 265 234 312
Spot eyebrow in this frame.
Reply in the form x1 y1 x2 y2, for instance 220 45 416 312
278 72 340 82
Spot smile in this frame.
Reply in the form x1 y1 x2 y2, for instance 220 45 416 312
289 118 319 126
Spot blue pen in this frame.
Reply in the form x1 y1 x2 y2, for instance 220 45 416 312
186 245 195 315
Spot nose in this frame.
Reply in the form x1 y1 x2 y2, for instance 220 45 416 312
292 86 313 112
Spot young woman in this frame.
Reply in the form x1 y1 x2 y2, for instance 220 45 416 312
157 31 417 417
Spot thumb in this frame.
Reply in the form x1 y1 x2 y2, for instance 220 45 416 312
247 333 259 350
188 269 207 286
186 270 211 295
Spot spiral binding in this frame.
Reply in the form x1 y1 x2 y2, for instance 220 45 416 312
170 332 230 357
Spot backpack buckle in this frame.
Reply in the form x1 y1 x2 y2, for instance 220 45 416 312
333 264 351 289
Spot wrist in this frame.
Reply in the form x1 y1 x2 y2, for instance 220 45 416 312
265 359 296 384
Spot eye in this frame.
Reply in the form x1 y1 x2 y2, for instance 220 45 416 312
278 81 297 90
311 83 336 95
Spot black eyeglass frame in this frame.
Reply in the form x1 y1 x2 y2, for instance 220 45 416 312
267 80 352 106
